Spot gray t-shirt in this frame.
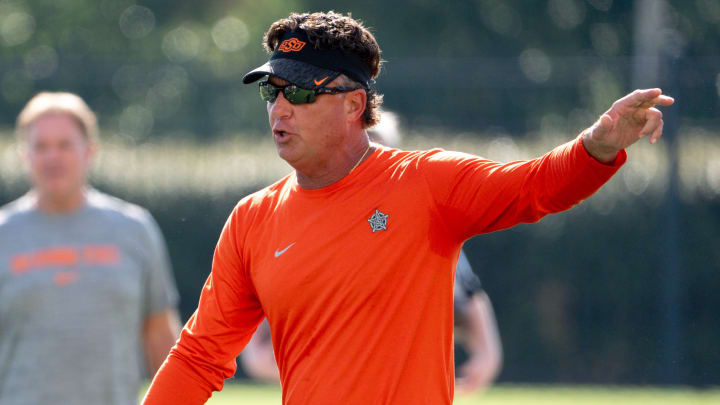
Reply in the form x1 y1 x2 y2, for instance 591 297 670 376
0 190 178 405
454 250 483 329
454 249 482 308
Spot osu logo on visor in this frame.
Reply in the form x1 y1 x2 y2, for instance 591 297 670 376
278 38 306 52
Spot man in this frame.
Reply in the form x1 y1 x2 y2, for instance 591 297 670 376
0 92 181 404
239 113 503 391
143 11 673 405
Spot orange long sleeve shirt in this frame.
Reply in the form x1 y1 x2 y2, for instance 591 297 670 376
143 138 625 405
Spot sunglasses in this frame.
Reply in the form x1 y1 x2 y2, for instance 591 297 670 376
259 80 358 105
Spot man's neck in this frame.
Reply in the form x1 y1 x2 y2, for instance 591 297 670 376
295 139 374 190
35 188 87 214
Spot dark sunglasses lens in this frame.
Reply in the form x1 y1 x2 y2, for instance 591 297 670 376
260 82 317 104
284 86 315 105
259 82 277 102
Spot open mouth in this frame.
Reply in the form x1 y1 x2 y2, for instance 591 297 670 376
273 129 294 142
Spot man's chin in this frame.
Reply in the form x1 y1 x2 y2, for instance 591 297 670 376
275 144 301 165
36 183 80 199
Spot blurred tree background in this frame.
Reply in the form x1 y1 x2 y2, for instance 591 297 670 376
1 0 719 387
0 0 718 137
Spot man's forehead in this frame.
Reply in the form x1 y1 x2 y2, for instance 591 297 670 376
268 75 290 86
266 74 344 90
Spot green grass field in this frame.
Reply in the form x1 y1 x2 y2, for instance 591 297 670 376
141 383 720 404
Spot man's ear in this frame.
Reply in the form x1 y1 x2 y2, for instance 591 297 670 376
86 140 98 159
17 139 28 166
344 89 367 125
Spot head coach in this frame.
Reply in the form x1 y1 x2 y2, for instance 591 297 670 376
143 11 673 405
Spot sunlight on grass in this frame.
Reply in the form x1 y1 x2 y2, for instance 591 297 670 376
465 385 720 405
139 383 720 405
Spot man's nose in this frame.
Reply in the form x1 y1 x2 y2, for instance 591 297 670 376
269 91 293 120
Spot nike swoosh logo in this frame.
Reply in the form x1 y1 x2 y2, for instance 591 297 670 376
274 242 295 258
314 76 329 86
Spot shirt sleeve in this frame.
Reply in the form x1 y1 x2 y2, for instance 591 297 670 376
421 135 626 242
142 204 265 405
139 211 179 317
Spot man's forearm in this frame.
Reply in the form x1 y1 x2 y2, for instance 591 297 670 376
144 309 182 376
465 293 502 374
142 352 215 405
455 292 503 391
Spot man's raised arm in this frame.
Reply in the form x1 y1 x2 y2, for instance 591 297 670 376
419 88 674 240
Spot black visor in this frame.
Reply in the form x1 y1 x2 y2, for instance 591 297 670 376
242 29 372 90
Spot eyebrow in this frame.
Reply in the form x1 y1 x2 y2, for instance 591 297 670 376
269 76 289 85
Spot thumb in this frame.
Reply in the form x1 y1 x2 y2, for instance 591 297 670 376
591 114 614 138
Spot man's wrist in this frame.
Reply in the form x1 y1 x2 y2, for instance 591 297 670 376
581 130 621 164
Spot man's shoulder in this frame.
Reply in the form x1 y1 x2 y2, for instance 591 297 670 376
0 194 35 228
378 144 443 158
376 145 480 172
378 144 470 163
85 189 156 231
218 174 293 238
238 173 295 200
233 173 294 212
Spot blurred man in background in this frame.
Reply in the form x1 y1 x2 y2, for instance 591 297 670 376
452 251 503 392
144 11 672 405
0 92 181 404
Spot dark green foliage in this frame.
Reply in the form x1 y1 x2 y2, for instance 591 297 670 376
0 1 718 137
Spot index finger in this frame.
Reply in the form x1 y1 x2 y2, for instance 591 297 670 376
642 95 675 108
618 88 674 109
